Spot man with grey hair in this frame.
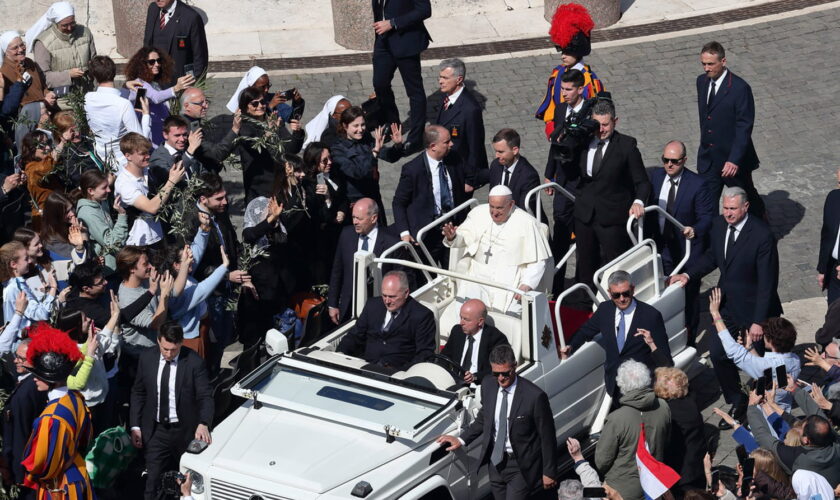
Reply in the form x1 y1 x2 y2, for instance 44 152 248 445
434 58 487 193
595 360 671 500
337 270 435 372
436 344 558 497
573 98 651 290
562 270 672 397
179 87 240 173
671 185 781 429
557 479 584 500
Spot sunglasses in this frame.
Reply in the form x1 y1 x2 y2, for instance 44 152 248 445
610 290 633 299
145 58 162 66
492 369 514 378
36 143 53 151
248 100 265 107
661 156 684 165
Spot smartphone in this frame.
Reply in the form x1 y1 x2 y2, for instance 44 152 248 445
776 365 787 388
189 119 201 133
134 87 147 109
184 64 195 78
280 88 296 100
797 379 814 392
764 369 774 391
172 151 183 165
53 85 71 98
582 487 607 498
292 112 302 121
710 469 719 493
21 71 32 84
742 457 755 478
735 444 748 465
755 377 765 396
316 172 327 185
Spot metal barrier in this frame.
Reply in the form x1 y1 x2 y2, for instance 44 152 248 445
592 239 660 301
524 182 575 222
378 241 433 282
415 199 479 267
625 205 692 276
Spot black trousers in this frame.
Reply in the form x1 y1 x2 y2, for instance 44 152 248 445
700 166 765 217
144 422 188 500
574 219 632 290
488 453 548 500
550 216 573 297
372 42 426 147
827 261 840 305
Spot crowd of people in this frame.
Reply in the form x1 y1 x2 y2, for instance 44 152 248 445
0 0 837 499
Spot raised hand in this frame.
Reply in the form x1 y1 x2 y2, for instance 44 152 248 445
168 160 186 185
113 194 126 215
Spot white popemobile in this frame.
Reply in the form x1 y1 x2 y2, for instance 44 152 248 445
180 186 697 500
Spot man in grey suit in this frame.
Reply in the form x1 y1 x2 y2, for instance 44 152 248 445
148 115 202 195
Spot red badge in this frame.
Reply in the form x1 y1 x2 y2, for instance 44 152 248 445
178 39 186 49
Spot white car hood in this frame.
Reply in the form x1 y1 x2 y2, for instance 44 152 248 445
211 406 415 494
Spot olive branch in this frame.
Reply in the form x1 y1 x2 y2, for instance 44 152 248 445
155 175 208 241
225 243 269 311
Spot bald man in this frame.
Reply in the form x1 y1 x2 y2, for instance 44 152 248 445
440 299 510 384
393 125 467 266
179 87 240 172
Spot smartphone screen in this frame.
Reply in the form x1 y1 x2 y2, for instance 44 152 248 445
189 120 201 133
184 64 195 77
582 487 607 498
776 365 787 388
755 377 765 396
765 373 774 391
743 458 755 478
735 444 748 465
134 87 147 109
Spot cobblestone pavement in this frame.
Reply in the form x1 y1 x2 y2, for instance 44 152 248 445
207 7 839 469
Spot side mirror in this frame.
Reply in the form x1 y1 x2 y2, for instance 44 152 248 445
265 329 290 356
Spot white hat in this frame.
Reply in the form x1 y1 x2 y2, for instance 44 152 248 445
302 95 346 148
226 66 267 113
0 31 21 55
25 2 75 53
489 185 513 197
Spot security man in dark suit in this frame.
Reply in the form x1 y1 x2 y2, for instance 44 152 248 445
817 167 840 304
561 270 673 398
372 0 431 150
573 98 651 289
544 69 587 295
130 321 213 500
437 344 558 498
488 128 542 217
337 271 436 372
646 141 715 344
2 340 47 500
434 58 487 192
143 0 208 83
696 41 764 217
440 299 510 385
392 125 467 267
671 186 782 427
328 198 400 325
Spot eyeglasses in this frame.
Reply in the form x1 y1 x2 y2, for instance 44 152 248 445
492 369 514 378
92 279 106 287
146 58 162 66
188 100 210 107
610 290 633 299
36 143 53 151
248 100 265 107
661 156 684 165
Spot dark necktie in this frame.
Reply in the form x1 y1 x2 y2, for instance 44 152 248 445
159 10 167 30
361 234 369 251
443 95 450 111
159 360 171 423
438 162 453 213
707 80 716 107
663 178 678 241
591 140 605 176
491 389 509 465
383 310 399 332
502 168 510 187
726 225 737 259
461 335 475 372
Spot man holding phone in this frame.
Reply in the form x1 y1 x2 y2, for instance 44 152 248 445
149 115 203 195
143 0 208 84
179 88 241 173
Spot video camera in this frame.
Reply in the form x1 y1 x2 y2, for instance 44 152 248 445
549 91 612 164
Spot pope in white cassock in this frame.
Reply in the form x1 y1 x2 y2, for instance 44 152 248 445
442 185 552 312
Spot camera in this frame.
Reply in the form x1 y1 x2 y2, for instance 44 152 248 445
159 470 185 497
549 91 611 164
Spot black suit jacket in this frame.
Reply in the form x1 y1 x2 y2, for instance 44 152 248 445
440 324 509 382
574 131 651 226
818 190 840 287
435 88 487 187
461 375 557 489
182 114 237 173
328 225 401 321
372 0 432 58
392 152 467 237
488 156 542 216
687 215 782 327
665 396 708 488
569 299 673 396
645 167 715 273
2 375 47 485
130 346 214 446
337 296 436 371
143 1 208 81
696 70 759 174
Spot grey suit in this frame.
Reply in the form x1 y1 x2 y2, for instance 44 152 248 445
148 145 202 195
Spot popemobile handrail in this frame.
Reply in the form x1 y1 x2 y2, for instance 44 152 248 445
378 240 433 282
552 283 599 352
625 205 692 276
524 182 575 222
415 199 479 267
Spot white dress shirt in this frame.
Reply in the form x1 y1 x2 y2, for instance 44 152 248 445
84 87 151 169
585 136 610 177
657 172 682 231
445 85 465 107
115 169 164 245
832 222 839 260
47 386 69 402
564 99 585 119
493 377 517 454
160 0 178 26
459 329 483 374
614 300 637 349
707 69 729 104
156 355 179 423
500 159 519 186
724 214 749 257
357 227 379 252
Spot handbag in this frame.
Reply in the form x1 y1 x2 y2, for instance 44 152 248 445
84 425 138 488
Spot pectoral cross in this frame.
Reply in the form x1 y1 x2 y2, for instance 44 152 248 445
483 246 493 264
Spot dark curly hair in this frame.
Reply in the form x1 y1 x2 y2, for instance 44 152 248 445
761 317 797 353
124 46 173 84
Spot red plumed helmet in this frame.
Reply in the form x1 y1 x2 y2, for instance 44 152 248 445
549 3 594 58
26 322 83 383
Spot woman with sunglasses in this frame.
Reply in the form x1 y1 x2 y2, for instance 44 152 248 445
236 86 305 203
303 141 348 284
21 130 62 229
123 46 195 147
